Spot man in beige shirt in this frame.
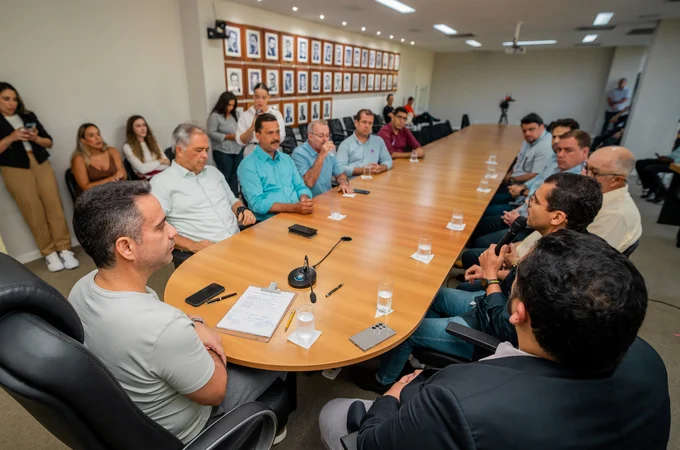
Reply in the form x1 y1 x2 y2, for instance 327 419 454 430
517 146 641 257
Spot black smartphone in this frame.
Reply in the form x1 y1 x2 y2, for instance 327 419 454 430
289 224 317 238
185 283 225 307
24 122 37 129
353 189 370 195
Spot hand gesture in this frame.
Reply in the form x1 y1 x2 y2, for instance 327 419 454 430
502 209 520 227
504 243 520 268
479 244 508 279
508 184 524 198
464 265 484 282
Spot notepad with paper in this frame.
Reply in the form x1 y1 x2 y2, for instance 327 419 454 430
216 286 297 342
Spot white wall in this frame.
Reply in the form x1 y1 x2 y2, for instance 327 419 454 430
429 48 614 132
623 20 680 159
187 0 434 125
0 0 191 262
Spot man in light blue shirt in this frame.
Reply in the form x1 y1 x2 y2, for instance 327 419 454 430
602 78 630 134
504 113 553 184
238 113 313 221
336 109 393 178
292 120 354 196
150 124 256 254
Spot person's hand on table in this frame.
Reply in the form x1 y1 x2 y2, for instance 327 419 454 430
238 209 257 226
371 164 387 175
384 369 423 402
339 183 354 195
193 321 226 365
502 210 520 226
508 184 525 198
295 198 314 215
479 244 508 280
464 264 484 282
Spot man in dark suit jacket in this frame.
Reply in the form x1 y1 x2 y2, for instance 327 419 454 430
319 230 670 450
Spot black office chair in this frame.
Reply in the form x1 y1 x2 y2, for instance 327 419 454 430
461 114 470 129
65 168 78 202
442 120 454 136
623 240 640 258
123 159 140 180
343 117 356 134
328 119 347 145
415 126 431 146
0 253 280 450
298 124 309 142
165 147 175 161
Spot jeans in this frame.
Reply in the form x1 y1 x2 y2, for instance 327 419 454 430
376 288 482 385
412 112 439 125
483 202 514 217
461 248 484 270
636 159 672 194
489 189 514 205
213 149 244 197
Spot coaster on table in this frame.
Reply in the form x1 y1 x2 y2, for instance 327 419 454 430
484 173 498 179
410 252 435 264
410 159 419 163
360 175 373 180
446 222 466 231
476 187 492 193
342 193 356 198
375 308 394 318
327 214 347 221
287 330 322 349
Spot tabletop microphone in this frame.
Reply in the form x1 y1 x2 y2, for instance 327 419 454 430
287 237 352 292
495 216 528 255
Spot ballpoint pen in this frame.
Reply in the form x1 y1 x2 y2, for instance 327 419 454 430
207 292 237 304
326 283 344 298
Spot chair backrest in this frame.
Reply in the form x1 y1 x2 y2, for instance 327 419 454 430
343 117 356 132
164 147 174 161
461 114 470 129
328 119 346 143
64 169 77 202
285 126 295 141
374 114 386 127
622 240 640 258
298 124 309 142
415 126 431 146
0 253 183 450
123 159 140 180
443 120 453 136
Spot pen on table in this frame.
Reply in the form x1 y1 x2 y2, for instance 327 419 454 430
284 310 296 332
325 283 344 298
207 292 237 304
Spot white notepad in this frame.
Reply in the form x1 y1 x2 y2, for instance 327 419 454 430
216 286 296 340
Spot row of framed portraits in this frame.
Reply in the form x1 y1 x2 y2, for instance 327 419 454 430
238 98 333 129
223 23 401 70
226 65 399 98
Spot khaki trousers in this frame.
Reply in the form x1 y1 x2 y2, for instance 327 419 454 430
1 152 71 256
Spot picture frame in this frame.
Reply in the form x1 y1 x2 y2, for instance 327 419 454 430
225 66 244 97
297 100 309 125
367 73 375 91
311 71 321 94
376 51 382 70
266 68 280 96
353 47 361 67
343 72 351 92
268 102 281 114
360 73 367 91
245 28 262 60
334 43 344 66
394 54 400 71
264 31 279 62
310 100 321 121
382 52 390 70
311 40 322 64
388 53 395 70
393 74 399 90
323 42 333 65
283 102 296 127
281 35 295 63
322 98 332 120
368 49 376 69
344 45 353 67
387 74 393 91
333 72 343 93
323 71 333 93
297 36 309 63
225 24 243 59
282 69 295 95
361 49 369 68
351 73 359 92
296 69 309 95
381 74 388 90
246 66 263 95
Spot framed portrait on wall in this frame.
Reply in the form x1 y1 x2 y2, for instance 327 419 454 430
393 74 399 90
323 71 333 93
311 40 322 64
264 31 279 62
388 53 395 70
367 73 375 91
361 49 369 68
353 47 361 67
369 50 376 69
297 37 309 63
311 71 321 94
283 102 296 127
246 67 262 95
225 25 242 59
360 73 367 91
323 42 333 65
334 44 343 66
269 102 280 112
376 51 382 70
387 74 393 91
343 72 351 92
245 28 262 60
351 73 359 92
322 98 332 120
297 100 309 124
381 74 388 90
266 68 280 96
394 54 400 71
281 35 295 62
282 69 295 95
297 69 309 95
225 66 244 97
310 100 321 121
344 46 353 67
382 52 389 70
333 72 342 93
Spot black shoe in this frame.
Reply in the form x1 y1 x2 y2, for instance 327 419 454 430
348 366 391 395
647 193 666 204
641 189 651 199
432 117 441 122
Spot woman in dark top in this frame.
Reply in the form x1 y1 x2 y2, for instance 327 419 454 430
207 91 243 195
0 82 79 272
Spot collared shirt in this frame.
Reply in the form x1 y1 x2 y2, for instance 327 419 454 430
377 124 421 155
517 160 583 216
517 185 642 257
607 87 631 112
291 141 344 196
668 146 680 164
481 342 537 361
235 106 286 156
511 130 553 178
150 161 240 243
336 133 393 177
237 145 313 221
207 112 242 155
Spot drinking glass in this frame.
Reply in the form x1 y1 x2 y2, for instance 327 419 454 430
376 277 394 314
479 178 490 191
410 150 418 162
486 162 497 177
417 234 433 259
296 304 315 343
330 198 342 219
362 167 371 179
488 153 497 164
451 208 464 228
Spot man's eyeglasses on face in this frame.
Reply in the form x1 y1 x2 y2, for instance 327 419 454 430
309 132 331 139
394 115 408 121
582 162 624 178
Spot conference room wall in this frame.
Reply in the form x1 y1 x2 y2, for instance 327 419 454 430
185 0 434 125
428 48 614 132
0 0 191 262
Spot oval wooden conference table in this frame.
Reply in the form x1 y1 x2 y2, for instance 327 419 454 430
165 124 524 371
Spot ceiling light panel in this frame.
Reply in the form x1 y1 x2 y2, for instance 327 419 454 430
374 0 415 14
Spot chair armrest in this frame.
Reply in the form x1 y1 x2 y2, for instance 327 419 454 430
183 401 277 450
445 322 501 354
340 431 359 450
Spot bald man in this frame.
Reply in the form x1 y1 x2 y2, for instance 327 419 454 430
516 146 641 257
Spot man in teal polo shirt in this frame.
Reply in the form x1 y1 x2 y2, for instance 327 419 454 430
336 109 393 178
292 120 354 196
238 113 313 221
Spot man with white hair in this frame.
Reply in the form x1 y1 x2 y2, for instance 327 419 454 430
150 123 256 254
514 145 642 258
292 120 354 196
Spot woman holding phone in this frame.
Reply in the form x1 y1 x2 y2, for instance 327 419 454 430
236 83 285 157
0 81 79 272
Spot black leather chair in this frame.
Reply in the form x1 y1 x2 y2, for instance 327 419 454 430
343 117 356 135
0 253 281 450
622 239 640 258
461 114 470 129
442 120 454 136
165 147 175 161
65 168 78 202
328 119 347 145
298 124 309 142
414 126 431 146
281 126 298 154
124 159 140 180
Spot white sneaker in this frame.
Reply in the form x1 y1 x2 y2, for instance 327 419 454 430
59 250 80 270
45 252 65 272
408 355 426 369
273 426 287 445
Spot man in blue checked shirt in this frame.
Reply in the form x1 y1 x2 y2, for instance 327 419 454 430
336 109 393 178
238 114 313 222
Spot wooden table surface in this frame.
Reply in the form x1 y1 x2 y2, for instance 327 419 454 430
164 124 524 371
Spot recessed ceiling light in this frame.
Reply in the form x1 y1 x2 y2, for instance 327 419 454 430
292 6 298 11
400 38 405 42
361 26 366 31
389 35 394 39
502 40 557 46
593 12 614 26
433 24 457 35
465 40 482 47
582 34 598 43
410 41 415 45
374 0 415 14
342 21 347 26
319 14 324 19
377 31 381 35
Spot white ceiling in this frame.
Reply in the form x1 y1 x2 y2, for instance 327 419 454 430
230 0 680 52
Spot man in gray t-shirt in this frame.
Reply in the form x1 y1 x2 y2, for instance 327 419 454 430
69 181 282 444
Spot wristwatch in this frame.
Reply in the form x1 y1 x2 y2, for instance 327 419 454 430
191 317 205 325
236 205 248 219
480 279 500 288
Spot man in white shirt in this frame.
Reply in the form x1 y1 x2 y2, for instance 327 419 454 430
150 124 256 255
516 145 641 258
70 182 283 444
602 78 630 134
236 84 285 157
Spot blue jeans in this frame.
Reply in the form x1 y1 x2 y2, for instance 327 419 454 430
376 288 483 385
483 203 514 217
213 150 244 197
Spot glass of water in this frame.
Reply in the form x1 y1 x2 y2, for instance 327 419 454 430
451 208 464 228
479 178 490 192
486 162 497 177
410 150 418 162
362 166 371 179
330 198 342 219
296 304 315 343
417 234 433 259
377 277 394 314
488 153 497 164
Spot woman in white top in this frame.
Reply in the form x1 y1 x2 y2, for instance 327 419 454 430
122 115 170 180
207 91 243 195
236 83 285 158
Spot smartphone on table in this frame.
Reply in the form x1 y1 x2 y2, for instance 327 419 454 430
185 283 225 307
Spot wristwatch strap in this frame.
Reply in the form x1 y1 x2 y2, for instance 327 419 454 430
191 317 205 325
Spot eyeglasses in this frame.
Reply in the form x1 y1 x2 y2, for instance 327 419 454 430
527 193 541 208
582 162 625 178
309 132 331 139
394 115 408 121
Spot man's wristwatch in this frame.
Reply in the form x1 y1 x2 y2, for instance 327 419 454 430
191 317 205 325
480 279 500 288
236 205 248 219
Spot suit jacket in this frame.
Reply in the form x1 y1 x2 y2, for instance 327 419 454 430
0 111 52 168
358 338 670 450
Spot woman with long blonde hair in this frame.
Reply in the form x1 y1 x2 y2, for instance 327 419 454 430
70 123 126 197
122 115 170 179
